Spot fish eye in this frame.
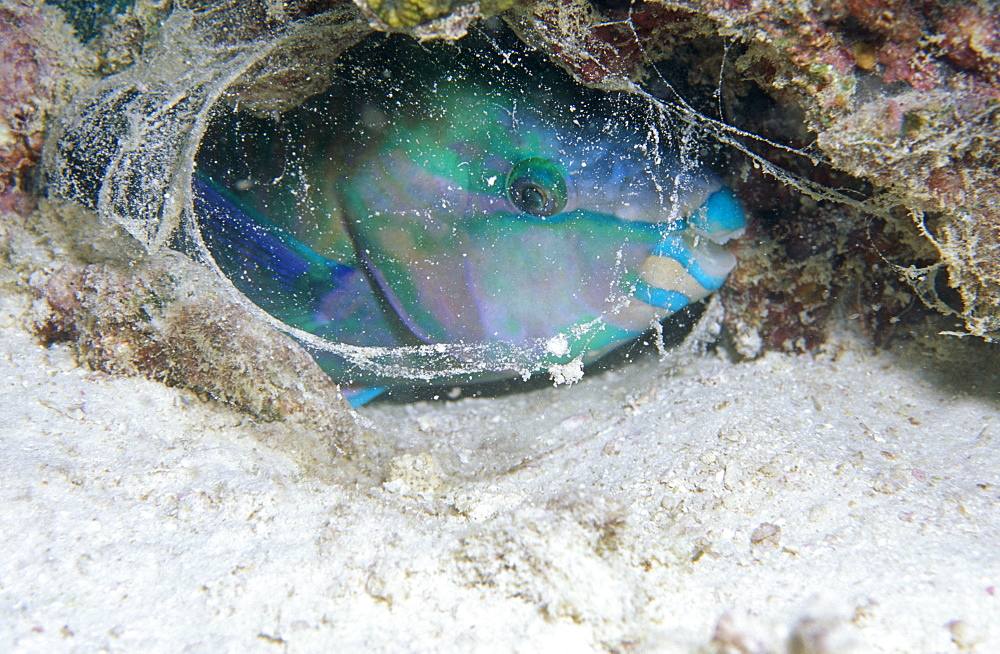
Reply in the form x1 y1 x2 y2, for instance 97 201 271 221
515 183 547 214
507 157 567 217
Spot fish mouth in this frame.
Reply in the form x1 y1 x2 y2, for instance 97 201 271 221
633 187 745 311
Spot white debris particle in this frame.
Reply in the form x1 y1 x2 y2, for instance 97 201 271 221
548 357 584 385
545 333 570 357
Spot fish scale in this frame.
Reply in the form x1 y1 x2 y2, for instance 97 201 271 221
194 31 746 404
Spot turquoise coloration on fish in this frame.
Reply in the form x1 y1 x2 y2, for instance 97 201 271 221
194 32 745 404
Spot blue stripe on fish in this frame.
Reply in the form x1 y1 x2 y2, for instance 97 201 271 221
632 283 691 312
193 177 411 400
341 386 387 407
194 179 339 293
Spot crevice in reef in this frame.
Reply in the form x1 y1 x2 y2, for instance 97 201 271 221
3 0 995 429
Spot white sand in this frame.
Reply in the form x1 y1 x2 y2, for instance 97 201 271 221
1 286 999 651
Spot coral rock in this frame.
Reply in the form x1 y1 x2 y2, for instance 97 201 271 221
0 1 60 216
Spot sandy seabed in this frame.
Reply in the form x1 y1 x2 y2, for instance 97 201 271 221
1 287 998 652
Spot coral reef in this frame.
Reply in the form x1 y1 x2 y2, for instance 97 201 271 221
359 0 514 30
719 171 938 356
0 1 61 216
2 5 999 649
2 0 995 422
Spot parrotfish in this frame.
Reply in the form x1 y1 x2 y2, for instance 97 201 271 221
193 31 745 405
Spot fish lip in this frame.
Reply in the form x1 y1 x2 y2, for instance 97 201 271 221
682 232 740 283
690 225 746 245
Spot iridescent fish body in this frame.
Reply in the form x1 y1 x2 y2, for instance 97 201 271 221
194 32 745 403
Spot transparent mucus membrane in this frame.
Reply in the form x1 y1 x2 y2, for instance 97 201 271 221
46 8 745 399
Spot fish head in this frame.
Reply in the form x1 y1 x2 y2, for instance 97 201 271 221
340 74 746 368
